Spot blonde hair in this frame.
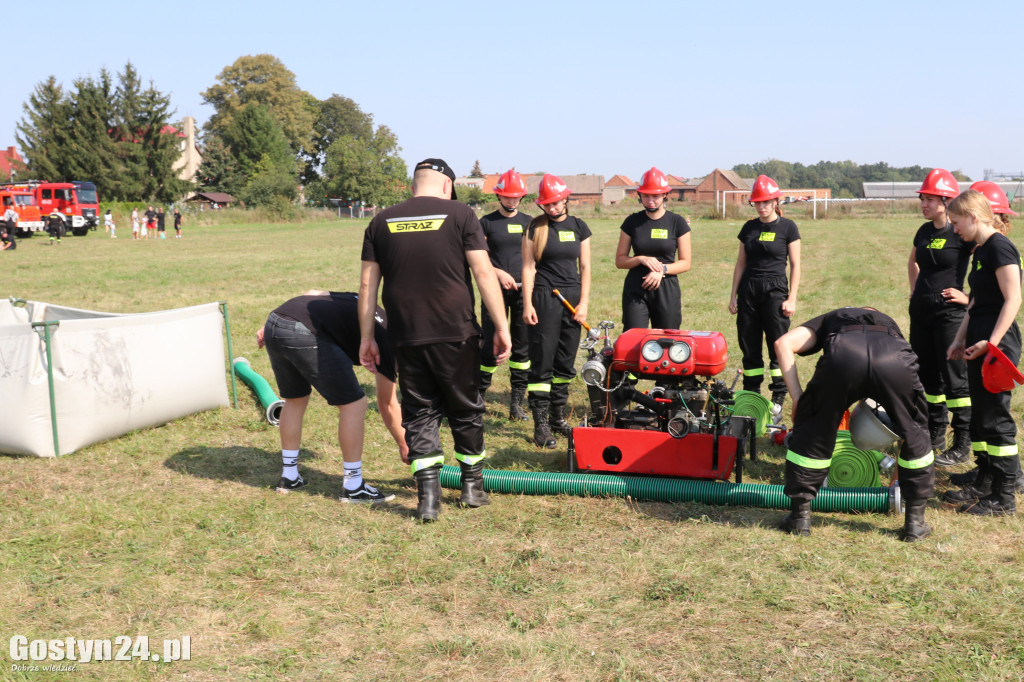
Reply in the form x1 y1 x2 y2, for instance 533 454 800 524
528 214 550 262
948 189 1009 233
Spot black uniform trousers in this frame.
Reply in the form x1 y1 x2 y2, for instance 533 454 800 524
622 276 682 331
480 287 530 392
527 285 581 409
909 293 971 434
966 315 1021 493
785 329 935 503
736 275 790 395
395 337 485 471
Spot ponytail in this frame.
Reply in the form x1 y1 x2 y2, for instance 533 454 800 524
528 215 549 262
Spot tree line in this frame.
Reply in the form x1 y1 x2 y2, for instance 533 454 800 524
14 55 408 209
731 159 972 198
15 62 189 202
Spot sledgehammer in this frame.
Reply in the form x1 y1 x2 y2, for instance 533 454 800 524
552 289 598 339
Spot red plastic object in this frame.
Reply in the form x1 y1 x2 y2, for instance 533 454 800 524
572 426 738 480
611 328 728 378
982 344 1024 393
772 429 787 446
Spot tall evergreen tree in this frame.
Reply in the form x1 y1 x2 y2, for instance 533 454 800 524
15 76 71 181
196 136 241 195
67 70 123 197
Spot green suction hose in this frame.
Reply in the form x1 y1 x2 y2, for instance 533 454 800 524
826 430 887 488
732 390 774 436
233 357 285 426
439 465 892 514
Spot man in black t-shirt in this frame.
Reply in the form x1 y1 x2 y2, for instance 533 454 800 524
774 307 935 542
359 158 511 522
258 290 408 503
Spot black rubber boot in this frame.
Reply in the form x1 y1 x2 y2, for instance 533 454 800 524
900 499 932 542
778 499 812 536
531 403 556 449
549 404 573 437
509 387 529 422
935 429 971 467
943 454 992 504
458 461 489 508
413 466 442 522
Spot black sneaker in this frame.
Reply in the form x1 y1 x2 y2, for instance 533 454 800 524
274 475 308 493
340 482 395 504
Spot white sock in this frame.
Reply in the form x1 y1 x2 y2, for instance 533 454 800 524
281 449 300 480
343 461 363 491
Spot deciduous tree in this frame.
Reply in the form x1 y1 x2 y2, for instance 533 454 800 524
321 125 407 207
201 55 315 157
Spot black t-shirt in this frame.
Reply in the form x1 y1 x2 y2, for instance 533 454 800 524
174 213 182 227
799 308 903 356
1 233 16 250
531 216 592 288
272 292 397 382
480 209 532 282
911 221 972 296
157 212 166 229
361 196 486 346
145 210 156 223
968 233 1022 318
620 210 690 291
737 217 800 279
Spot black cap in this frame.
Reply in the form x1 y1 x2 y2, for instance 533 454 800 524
415 158 458 200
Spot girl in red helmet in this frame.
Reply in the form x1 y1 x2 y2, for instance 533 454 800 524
728 174 801 407
478 169 533 421
615 167 691 330
521 173 592 449
945 190 1022 516
907 168 974 469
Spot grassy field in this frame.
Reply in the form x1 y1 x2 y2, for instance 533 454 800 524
1 210 1023 681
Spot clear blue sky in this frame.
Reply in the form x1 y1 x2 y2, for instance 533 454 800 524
5 0 1022 183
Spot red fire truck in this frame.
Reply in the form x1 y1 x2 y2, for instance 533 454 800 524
0 187 43 235
0 180 99 236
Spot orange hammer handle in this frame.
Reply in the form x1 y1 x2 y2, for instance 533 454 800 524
552 288 592 333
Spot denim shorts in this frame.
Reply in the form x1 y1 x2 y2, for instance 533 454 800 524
263 312 365 406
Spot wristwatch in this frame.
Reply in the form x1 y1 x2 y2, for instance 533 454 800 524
662 264 668 275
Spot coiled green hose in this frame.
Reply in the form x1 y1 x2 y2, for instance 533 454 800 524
439 465 891 513
233 357 285 426
826 430 886 488
731 390 774 436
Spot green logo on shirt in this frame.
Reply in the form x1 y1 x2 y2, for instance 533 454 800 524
759 232 776 241
507 224 523 234
558 231 575 242
650 229 668 239
928 238 947 249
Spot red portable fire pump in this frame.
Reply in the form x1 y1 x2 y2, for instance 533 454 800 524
567 315 774 483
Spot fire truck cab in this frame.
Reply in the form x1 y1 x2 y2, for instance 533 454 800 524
0 188 43 236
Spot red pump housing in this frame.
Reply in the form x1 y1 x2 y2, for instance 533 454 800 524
610 328 728 378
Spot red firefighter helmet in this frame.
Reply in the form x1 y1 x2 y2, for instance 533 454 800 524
918 168 960 199
982 344 1024 393
970 181 1018 216
536 173 571 205
494 169 527 198
748 175 782 202
637 167 671 195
